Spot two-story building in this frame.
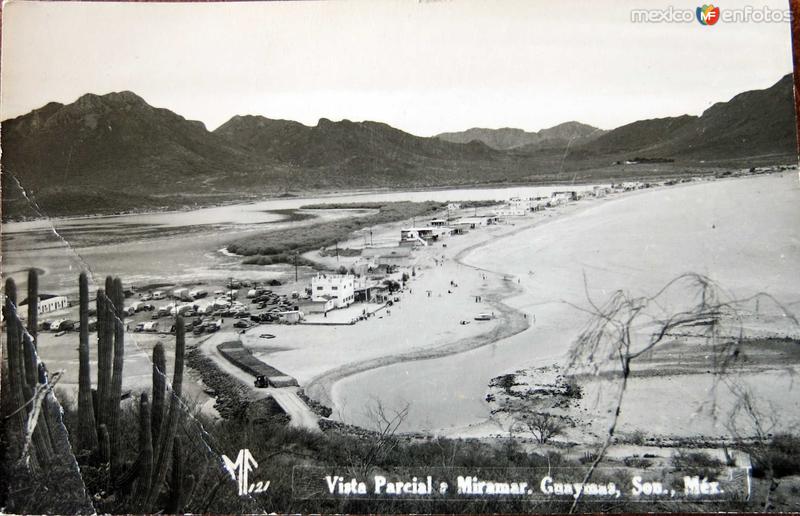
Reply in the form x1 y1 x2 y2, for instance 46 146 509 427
311 273 355 309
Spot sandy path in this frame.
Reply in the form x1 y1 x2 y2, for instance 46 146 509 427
199 331 321 431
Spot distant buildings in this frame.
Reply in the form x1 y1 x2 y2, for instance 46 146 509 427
593 185 612 197
550 191 579 205
451 215 498 230
19 294 69 315
400 227 450 246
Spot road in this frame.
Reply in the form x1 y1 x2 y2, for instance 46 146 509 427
198 331 321 432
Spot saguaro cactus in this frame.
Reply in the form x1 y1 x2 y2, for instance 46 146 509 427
169 437 185 513
4 279 26 459
134 392 153 510
98 424 110 465
146 316 186 508
27 269 38 347
108 277 126 475
95 288 110 431
77 272 98 452
151 343 166 445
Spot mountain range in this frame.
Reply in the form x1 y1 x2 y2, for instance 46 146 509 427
1 73 795 219
436 122 605 150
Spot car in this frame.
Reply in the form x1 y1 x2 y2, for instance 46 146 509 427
142 303 156 311
474 313 493 321
134 322 145 332
254 375 270 388
140 293 153 301
192 325 204 335
152 291 166 300
259 333 275 339
234 311 251 319
233 320 251 329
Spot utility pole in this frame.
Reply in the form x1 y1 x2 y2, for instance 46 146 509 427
294 252 298 283
370 229 373 247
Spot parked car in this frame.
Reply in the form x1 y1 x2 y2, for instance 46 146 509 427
254 375 270 388
152 291 166 300
51 319 75 332
474 313 493 321
233 320 251 329
140 293 153 301
190 289 208 299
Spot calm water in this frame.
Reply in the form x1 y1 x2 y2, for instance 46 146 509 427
330 173 800 433
2 184 597 294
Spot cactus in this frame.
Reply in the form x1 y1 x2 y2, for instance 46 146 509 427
151 343 166 445
23 330 55 467
168 436 184 513
95 288 110 430
134 392 153 510
98 423 110 464
77 272 98 452
4 279 26 459
26 269 38 347
108 277 125 475
146 316 185 508
181 474 195 515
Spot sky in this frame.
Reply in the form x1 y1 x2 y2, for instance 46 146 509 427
0 0 794 136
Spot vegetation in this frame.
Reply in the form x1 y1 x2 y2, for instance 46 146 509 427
3 269 799 513
1 271 198 514
228 201 444 265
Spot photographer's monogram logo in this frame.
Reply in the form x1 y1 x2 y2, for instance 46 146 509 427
222 449 270 496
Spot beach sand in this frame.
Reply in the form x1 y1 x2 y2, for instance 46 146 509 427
322 172 800 437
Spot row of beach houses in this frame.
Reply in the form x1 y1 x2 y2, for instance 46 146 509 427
400 187 625 247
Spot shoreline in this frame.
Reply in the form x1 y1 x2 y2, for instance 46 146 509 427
7 163 788 225
310 170 800 436
306 194 613 420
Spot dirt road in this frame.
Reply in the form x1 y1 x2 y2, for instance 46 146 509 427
199 331 321 432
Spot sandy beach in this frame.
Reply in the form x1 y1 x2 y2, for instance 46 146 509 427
23 172 800 442
298 172 800 437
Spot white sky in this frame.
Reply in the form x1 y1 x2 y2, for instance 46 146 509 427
0 0 793 136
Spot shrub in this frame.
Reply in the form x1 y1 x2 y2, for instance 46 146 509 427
671 451 723 479
751 434 800 478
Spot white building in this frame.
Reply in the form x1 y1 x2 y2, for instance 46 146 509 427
593 185 612 198
400 227 450 246
311 273 355 309
451 215 498 230
496 197 532 217
20 294 70 315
